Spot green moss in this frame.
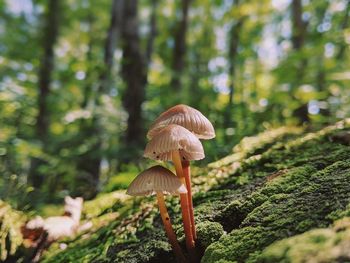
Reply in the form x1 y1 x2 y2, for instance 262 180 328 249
200 127 304 192
42 198 157 263
196 221 225 249
209 127 303 169
103 172 137 193
83 190 130 219
41 219 120 262
259 217 350 263
40 119 350 263
202 160 350 262
0 200 26 261
326 203 350 222
38 204 64 217
107 228 175 263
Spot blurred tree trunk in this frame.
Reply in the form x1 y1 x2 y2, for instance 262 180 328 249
121 0 147 154
146 0 158 67
29 0 61 188
291 0 309 124
81 13 96 110
291 0 306 50
170 0 191 93
314 2 331 119
77 0 122 198
224 15 244 130
36 0 61 140
98 0 121 94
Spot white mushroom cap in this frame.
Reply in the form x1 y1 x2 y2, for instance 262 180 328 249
126 165 187 196
147 104 215 140
144 124 205 161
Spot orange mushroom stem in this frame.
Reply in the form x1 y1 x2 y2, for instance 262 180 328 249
156 192 187 263
182 160 196 240
171 150 195 254
126 166 188 262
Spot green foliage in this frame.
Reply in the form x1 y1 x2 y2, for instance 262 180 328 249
1 0 350 203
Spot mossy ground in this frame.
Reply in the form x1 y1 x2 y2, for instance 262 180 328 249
259 216 350 263
201 120 350 262
3 120 350 262
0 200 26 262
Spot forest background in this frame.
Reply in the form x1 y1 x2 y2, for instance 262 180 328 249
0 0 349 209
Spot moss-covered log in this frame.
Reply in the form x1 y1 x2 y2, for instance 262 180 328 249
10 119 348 263
259 216 350 263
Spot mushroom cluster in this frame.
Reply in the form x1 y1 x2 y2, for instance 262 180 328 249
126 104 215 262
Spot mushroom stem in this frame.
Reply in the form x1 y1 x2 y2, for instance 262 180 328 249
156 192 187 263
182 160 196 240
171 150 195 253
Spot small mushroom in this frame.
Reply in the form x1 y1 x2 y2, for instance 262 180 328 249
147 104 215 140
144 124 204 255
126 165 187 262
147 105 215 241
144 124 205 161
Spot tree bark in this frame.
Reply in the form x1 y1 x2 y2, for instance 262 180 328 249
145 0 158 67
224 16 244 129
29 0 61 188
291 0 309 124
81 13 95 110
291 0 306 50
314 3 331 119
36 0 61 140
121 0 147 150
170 0 191 93
98 0 122 95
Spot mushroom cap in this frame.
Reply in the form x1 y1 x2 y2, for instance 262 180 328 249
126 165 187 196
147 104 215 140
144 124 205 161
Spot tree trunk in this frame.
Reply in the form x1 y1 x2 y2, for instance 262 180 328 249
291 0 309 124
81 13 95 110
36 0 61 140
121 0 147 153
224 16 244 129
170 0 191 93
76 0 122 198
291 0 306 50
29 0 61 188
145 0 158 67
98 0 122 95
